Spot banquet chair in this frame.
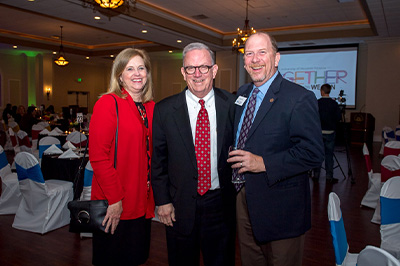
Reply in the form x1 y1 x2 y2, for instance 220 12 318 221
80 160 93 201
36 121 51 131
371 155 400 224
8 128 20 154
16 130 32 153
381 128 396 155
38 136 61 160
66 131 87 147
0 145 21 214
31 124 43 151
380 176 400 259
80 160 93 238
396 131 400 141
328 192 358 266
381 155 400 183
8 121 20 133
361 143 381 209
12 152 73 234
383 141 400 157
357 245 400 266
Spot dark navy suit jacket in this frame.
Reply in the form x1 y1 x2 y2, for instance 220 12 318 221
151 87 236 235
234 72 324 243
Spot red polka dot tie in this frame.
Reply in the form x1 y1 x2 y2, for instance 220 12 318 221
195 99 211 195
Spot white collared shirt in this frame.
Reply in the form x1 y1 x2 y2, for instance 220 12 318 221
186 89 220 190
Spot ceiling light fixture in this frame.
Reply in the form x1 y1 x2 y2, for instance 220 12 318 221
232 0 256 54
80 0 137 20
54 26 69 67
95 0 124 9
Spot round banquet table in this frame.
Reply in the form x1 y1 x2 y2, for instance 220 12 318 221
41 153 89 199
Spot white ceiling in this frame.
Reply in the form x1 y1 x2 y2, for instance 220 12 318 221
0 0 399 64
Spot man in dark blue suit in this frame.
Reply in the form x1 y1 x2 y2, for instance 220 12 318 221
151 42 236 266
228 32 324 266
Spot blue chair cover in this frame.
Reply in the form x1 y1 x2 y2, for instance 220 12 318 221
381 197 400 225
15 164 45 183
83 168 93 187
0 151 8 169
330 217 348 265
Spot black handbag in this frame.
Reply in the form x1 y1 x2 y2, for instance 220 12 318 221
67 95 119 233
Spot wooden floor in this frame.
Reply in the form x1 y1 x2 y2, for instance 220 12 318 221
0 142 383 266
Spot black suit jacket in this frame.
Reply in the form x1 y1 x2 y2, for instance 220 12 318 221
234 73 324 243
151 87 236 235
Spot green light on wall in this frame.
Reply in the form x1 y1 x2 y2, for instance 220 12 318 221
8 50 43 57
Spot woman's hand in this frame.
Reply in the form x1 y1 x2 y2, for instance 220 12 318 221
103 200 123 234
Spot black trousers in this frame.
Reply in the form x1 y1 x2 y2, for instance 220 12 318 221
92 217 151 266
166 189 236 266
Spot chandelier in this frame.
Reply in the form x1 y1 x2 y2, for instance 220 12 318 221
232 0 256 54
54 26 69 67
80 0 137 20
95 0 124 9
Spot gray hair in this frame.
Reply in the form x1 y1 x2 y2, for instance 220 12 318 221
182 42 215 66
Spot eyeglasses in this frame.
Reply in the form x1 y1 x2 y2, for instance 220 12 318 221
183 65 214 75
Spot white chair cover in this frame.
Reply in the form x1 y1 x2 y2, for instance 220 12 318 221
381 127 395 154
371 156 400 224
16 130 32 153
12 152 73 234
66 131 87 147
357 245 400 266
328 192 358 266
37 121 51 131
0 146 21 214
79 160 93 238
8 128 20 154
8 121 20 133
80 160 93 201
380 176 400 259
384 141 400 157
396 131 400 141
38 136 61 159
361 143 382 209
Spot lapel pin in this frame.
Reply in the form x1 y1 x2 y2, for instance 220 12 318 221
270 98 274 103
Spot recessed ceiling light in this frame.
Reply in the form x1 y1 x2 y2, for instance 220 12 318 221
110 55 114 58
13 45 17 49
86 57 90 60
94 16 101 20
28 0 35 2
141 30 147 33
53 51 57 55
168 51 173 53
177 40 182 43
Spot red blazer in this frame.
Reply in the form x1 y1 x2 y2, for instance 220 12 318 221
90 91 155 220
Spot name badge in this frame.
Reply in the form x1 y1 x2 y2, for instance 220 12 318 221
235 96 247 106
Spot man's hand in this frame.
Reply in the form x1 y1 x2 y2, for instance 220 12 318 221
227 149 266 173
157 203 176 227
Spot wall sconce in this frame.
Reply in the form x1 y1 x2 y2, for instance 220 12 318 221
46 88 51 100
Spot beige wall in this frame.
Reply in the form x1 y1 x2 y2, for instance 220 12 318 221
363 39 400 140
1 38 399 141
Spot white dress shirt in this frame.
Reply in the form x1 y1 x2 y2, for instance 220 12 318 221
186 89 220 190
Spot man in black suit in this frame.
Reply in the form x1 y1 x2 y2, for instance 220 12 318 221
227 32 324 266
151 42 236 266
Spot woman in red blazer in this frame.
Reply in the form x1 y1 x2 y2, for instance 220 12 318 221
90 48 155 266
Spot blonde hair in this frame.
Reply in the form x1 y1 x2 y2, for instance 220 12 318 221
104 48 154 103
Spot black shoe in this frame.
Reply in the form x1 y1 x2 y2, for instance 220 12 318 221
327 178 339 184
